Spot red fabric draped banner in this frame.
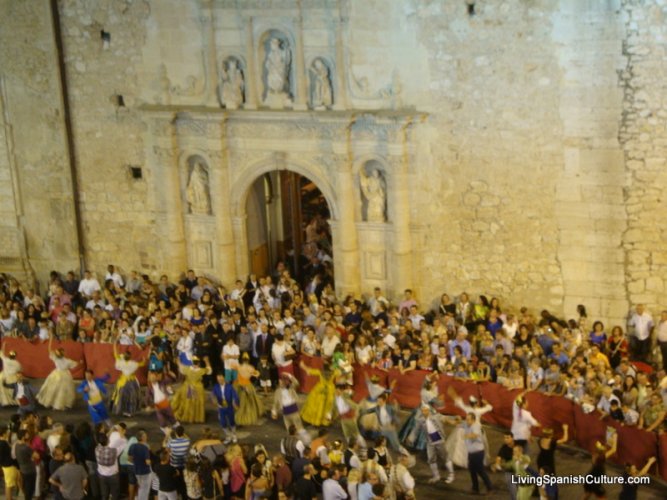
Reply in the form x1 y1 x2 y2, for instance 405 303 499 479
660 433 667 480
351 364 388 402
2 338 86 379
478 382 519 428
438 376 482 416
387 369 428 408
294 355 325 393
83 343 150 384
524 391 575 438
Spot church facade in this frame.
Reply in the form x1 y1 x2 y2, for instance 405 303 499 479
1 0 666 324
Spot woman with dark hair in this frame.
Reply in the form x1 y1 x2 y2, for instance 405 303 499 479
607 326 629 369
439 293 456 317
582 436 617 500
589 321 607 350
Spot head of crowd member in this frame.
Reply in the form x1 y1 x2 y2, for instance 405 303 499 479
123 349 132 361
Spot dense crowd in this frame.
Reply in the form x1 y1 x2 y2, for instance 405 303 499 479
0 265 666 500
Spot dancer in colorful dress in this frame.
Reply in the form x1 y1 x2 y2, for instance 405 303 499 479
36 334 80 410
0 344 21 406
76 369 112 426
235 353 263 426
146 370 178 434
272 373 303 431
111 337 145 417
171 358 212 423
299 361 336 426
399 373 443 451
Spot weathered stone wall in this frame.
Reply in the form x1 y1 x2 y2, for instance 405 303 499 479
0 0 79 285
2 0 666 323
57 0 158 274
619 0 667 313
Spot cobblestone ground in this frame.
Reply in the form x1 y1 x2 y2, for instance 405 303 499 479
1 383 665 499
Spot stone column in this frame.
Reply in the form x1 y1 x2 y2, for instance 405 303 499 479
202 0 219 107
243 17 258 109
293 1 308 110
392 120 413 294
333 0 349 110
212 127 237 285
154 119 187 278
332 124 360 295
232 215 250 278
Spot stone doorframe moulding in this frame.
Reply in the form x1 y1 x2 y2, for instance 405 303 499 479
141 105 424 299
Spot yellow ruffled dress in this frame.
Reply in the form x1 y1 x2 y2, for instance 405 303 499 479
36 355 77 410
172 365 209 423
300 368 336 426
235 370 264 426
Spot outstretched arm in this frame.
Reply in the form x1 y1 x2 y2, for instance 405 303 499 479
557 424 569 444
637 456 657 476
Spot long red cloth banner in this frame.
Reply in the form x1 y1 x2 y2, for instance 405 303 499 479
1 343 664 479
2 338 86 379
351 366 663 479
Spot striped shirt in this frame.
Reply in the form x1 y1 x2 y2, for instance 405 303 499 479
167 437 190 469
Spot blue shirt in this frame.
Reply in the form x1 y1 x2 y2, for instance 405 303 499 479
464 422 485 453
358 482 374 500
128 442 151 475
449 339 472 359
167 437 190 469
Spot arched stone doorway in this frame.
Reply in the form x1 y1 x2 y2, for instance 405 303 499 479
230 159 344 292
244 170 333 288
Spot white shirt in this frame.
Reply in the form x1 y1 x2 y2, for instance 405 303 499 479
223 344 240 370
657 320 667 343
78 278 101 297
511 402 538 440
379 406 391 426
88 380 102 404
335 396 351 415
115 359 139 377
105 272 124 288
383 333 397 349
280 388 296 408
394 464 415 493
152 382 166 404
177 335 193 356
629 311 654 340
323 478 348 500
321 335 340 358
272 342 292 367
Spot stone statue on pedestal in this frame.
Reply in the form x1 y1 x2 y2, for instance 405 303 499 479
186 159 211 215
309 59 333 110
219 59 244 109
263 37 292 108
360 168 386 222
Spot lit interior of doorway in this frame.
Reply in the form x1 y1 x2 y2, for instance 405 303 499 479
245 170 333 288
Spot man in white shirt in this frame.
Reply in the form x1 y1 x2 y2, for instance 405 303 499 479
321 325 341 360
391 451 416 499
86 291 106 311
628 304 654 362
222 337 240 383
322 465 348 500
381 328 396 350
105 265 124 289
368 287 389 318
408 305 425 331
272 334 295 376
78 271 101 298
657 310 667 372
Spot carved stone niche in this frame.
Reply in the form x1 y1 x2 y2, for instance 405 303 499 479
308 57 334 110
258 29 295 109
184 154 212 216
218 56 246 110
359 159 387 223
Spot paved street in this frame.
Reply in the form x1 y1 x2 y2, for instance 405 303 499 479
1 383 666 499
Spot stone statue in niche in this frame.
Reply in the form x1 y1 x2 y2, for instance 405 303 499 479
219 59 244 109
309 59 333 110
263 37 292 108
360 167 386 222
186 158 211 215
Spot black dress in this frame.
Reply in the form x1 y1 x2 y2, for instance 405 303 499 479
537 438 557 473
583 455 606 497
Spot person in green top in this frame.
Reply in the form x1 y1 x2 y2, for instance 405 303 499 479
503 444 533 500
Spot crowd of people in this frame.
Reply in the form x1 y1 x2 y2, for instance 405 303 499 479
0 265 666 500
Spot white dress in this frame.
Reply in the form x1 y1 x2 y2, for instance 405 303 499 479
0 355 22 406
36 355 77 410
445 399 492 468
